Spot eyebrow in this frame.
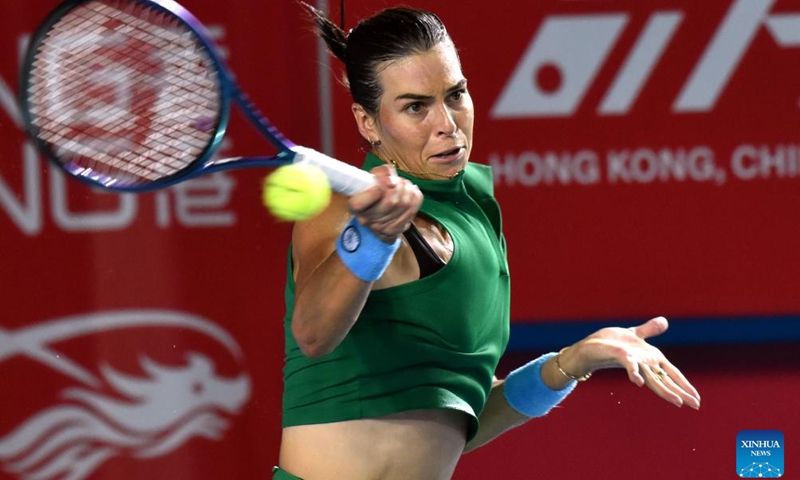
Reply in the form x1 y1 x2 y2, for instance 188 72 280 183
394 79 468 102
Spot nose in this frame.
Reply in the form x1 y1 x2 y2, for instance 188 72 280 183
435 103 457 136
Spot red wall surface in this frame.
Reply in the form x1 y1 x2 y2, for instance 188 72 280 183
457 344 799 479
1 1 797 479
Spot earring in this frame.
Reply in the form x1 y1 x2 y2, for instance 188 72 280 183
369 139 382 147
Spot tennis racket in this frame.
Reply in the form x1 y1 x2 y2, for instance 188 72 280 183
19 0 376 194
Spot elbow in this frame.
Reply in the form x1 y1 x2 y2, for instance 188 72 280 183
296 338 334 359
291 294 359 358
291 318 336 359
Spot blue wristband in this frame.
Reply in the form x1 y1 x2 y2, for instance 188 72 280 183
336 218 401 282
503 352 578 418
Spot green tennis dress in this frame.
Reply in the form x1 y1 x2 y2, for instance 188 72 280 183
281 153 510 440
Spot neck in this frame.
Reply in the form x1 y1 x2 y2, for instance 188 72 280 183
389 159 461 180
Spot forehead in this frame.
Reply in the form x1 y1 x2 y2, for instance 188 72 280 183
378 43 464 97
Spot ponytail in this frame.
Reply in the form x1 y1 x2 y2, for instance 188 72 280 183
300 2 348 63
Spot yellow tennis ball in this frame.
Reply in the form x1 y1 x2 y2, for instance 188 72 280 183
262 163 332 221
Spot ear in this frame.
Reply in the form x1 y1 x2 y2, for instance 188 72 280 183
351 103 379 144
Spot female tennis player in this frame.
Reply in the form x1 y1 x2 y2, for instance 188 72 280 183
275 5 701 480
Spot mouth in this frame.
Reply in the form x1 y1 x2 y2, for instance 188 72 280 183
430 146 465 160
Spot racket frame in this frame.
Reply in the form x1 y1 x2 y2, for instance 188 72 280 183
20 0 338 192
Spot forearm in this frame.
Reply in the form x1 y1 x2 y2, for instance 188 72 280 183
292 252 373 358
463 378 525 453
464 353 583 452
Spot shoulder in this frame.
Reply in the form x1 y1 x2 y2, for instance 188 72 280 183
464 163 495 199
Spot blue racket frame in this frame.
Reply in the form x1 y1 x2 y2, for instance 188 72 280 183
20 0 305 192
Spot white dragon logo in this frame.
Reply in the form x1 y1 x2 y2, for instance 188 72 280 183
0 310 251 480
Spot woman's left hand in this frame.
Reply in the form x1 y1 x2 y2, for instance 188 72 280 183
559 316 701 409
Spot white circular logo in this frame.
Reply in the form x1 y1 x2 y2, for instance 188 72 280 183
342 226 361 252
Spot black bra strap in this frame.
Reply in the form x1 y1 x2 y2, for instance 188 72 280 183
402 223 445 278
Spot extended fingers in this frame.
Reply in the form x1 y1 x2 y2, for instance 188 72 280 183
661 362 701 407
640 364 683 407
639 363 701 409
584 318 701 410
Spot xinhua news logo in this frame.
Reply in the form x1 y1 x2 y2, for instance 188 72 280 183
737 430 784 478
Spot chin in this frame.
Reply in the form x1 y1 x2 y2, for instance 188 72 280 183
449 153 469 173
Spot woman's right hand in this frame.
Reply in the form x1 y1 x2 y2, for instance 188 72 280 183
348 164 423 243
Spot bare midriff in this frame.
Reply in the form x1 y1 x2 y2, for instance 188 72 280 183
279 409 469 480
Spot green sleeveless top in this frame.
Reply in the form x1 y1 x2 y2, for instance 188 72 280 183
281 153 510 440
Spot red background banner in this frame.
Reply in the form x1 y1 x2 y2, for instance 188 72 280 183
1 1 798 479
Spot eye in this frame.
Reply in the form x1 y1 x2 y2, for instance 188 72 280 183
405 102 424 114
449 88 467 102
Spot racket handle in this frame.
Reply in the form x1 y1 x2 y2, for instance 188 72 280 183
291 146 377 197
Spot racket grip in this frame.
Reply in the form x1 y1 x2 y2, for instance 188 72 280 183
291 146 377 197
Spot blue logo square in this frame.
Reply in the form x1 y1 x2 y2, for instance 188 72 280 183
737 430 784 478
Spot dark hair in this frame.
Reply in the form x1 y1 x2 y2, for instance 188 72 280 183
302 2 453 116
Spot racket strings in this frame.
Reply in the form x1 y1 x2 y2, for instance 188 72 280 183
27 0 221 186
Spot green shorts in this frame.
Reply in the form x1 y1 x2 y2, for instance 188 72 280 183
272 466 303 480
